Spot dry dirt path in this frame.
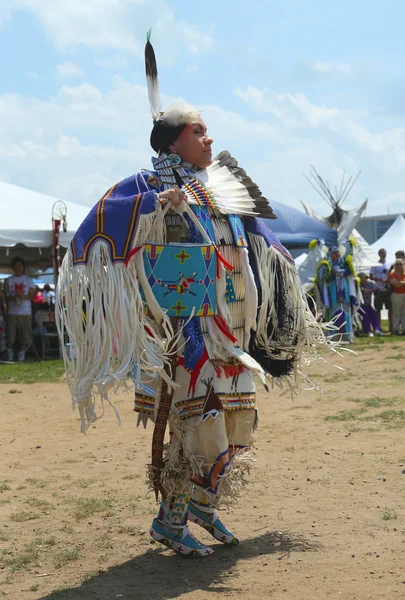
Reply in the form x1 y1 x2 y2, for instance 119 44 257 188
1 340 405 600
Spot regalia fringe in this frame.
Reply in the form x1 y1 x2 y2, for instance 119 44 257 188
56 238 177 433
146 409 256 516
247 232 336 389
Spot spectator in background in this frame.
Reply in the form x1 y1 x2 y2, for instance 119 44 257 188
389 250 405 272
358 272 384 337
31 285 44 305
369 248 391 331
4 257 35 361
42 284 55 307
388 258 405 335
0 285 6 357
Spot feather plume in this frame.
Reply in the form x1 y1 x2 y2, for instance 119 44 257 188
145 29 162 122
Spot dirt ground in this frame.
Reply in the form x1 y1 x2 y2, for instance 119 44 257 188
1 340 405 600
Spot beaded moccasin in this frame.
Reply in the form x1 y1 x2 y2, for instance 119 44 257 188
188 501 239 545
150 518 214 557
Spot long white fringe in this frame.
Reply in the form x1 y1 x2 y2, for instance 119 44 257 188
56 238 176 433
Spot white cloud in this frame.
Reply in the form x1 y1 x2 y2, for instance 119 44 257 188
296 61 354 78
56 62 85 78
180 22 214 54
310 62 353 75
9 0 214 57
292 60 382 85
1 74 405 218
235 85 339 128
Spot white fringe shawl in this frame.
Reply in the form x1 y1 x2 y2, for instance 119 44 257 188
247 231 336 390
56 209 176 433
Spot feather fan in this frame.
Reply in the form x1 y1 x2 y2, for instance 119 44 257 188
193 151 277 219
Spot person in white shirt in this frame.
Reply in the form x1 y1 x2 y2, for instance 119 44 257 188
369 248 392 331
42 284 55 306
4 257 35 361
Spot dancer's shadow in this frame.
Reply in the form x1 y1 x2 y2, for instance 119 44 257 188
39 530 319 600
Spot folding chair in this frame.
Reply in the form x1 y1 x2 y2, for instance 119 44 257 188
35 311 60 359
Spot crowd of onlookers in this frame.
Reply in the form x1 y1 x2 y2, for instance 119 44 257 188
0 249 403 363
0 257 55 361
358 248 405 336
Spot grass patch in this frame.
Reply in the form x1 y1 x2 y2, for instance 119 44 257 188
25 477 48 488
349 396 400 408
382 508 397 520
70 478 96 489
2 548 40 573
7 389 22 394
60 524 74 534
0 481 10 493
54 547 81 569
73 497 114 521
10 510 40 523
0 499 10 505
118 525 138 535
325 408 368 422
324 373 354 383
0 531 10 542
2 537 56 572
97 534 113 550
29 584 40 592
354 337 386 348
386 355 403 360
82 569 99 581
25 497 53 511
0 360 65 384
359 410 405 429
375 410 405 426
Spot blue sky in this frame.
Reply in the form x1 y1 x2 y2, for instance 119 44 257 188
1 0 405 217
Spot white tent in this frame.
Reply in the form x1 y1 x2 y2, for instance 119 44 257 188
0 181 90 271
351 228 379 273
294 253 308 268
370 214 405 264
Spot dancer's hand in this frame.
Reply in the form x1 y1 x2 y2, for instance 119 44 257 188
158 186 187 207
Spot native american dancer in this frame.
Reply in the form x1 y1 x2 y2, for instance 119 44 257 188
57 34 329 558
315 240 361 343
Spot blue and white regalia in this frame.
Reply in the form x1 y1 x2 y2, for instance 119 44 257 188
56 34 329 558
315 240 360 342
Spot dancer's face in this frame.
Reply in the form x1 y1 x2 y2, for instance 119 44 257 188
170 119 213 169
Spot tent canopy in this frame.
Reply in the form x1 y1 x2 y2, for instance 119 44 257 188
0 181 338 268
370 214 405 265
264 200 338 248
0 181 90 271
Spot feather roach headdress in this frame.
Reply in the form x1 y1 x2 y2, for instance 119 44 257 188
145 30 203 153
144 30 277 220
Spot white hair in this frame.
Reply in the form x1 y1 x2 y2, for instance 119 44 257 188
162 102 202 127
